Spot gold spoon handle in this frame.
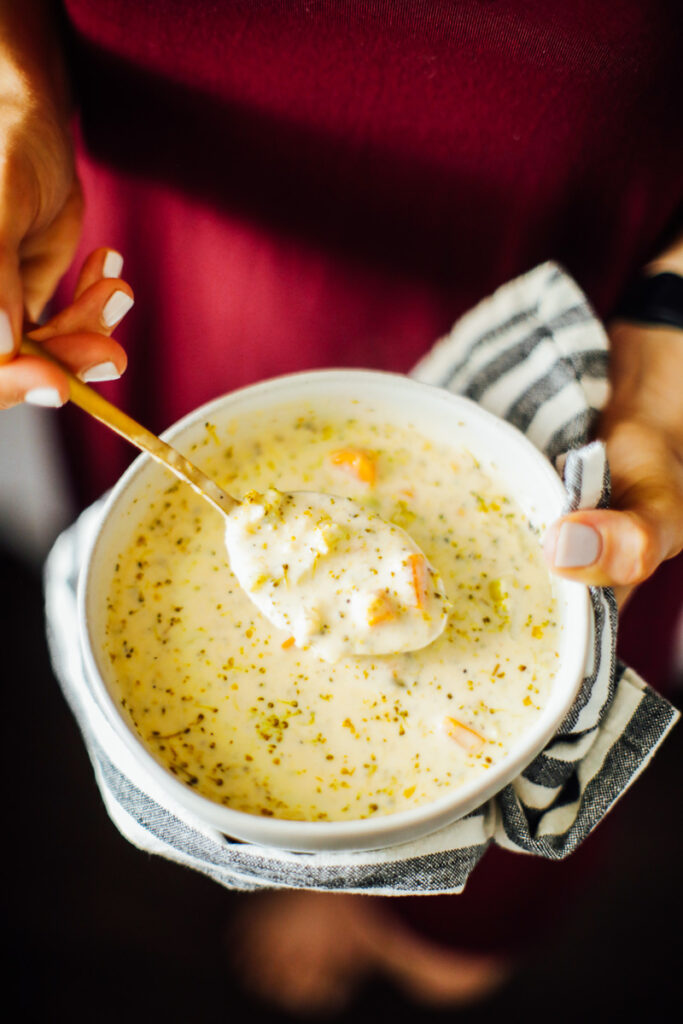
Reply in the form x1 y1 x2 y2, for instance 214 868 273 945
20 338 238 515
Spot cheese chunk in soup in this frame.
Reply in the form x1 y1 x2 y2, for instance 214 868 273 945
103 404 559 822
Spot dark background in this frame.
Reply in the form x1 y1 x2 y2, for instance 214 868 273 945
3 543 681 1023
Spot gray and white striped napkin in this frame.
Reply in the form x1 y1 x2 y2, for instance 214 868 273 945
44 262 679 895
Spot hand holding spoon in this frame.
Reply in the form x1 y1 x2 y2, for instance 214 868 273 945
21 338 449 661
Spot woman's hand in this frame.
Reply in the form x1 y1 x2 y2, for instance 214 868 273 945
0 246 132 408
0 1 131 402
544 319 683 604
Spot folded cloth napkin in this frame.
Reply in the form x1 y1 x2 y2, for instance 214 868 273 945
44 262 679 895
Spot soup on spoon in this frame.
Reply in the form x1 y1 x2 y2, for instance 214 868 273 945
224 486 449 662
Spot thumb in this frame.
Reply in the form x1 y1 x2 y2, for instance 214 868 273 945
0 245 24 364
543 508 669 589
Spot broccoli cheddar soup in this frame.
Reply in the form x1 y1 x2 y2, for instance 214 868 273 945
103 403 559 822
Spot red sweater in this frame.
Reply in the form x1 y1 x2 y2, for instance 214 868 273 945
59 0 683 501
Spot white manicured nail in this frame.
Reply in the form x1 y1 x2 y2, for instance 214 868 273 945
554 522 601 568
102 251 124 278
80 361 121 383
25 387 64 407
0 310 14 355
102 290 134 327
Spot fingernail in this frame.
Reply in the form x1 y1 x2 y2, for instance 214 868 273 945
102 251 124 279
25 387 64 407
0 310 14 355
80 361 121 383
554 522 601 568
102 290 134 327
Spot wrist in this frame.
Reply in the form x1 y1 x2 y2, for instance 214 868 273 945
603 322 683 436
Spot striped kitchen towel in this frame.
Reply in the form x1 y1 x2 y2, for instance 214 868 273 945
43 261 679 895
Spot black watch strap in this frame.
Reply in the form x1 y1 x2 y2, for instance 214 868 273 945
615 271 683 329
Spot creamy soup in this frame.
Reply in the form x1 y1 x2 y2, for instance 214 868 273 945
103 402 559 822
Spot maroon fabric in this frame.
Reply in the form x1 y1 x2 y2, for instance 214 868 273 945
54 0 682 953
57 0 683 503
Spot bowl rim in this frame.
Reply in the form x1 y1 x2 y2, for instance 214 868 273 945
78 368 590 851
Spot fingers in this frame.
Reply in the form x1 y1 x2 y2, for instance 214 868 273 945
0 354 70 409
0 245 25 363
544 407 683 602
0 244 133 409
543 508 668 591
0 332 128 410
0 243 132 361
73 247 125 299
41 332 128 381
30 275 134 340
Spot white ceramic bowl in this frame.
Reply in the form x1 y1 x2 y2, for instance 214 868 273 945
79 370 589 852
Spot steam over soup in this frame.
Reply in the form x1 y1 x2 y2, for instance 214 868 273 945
103 402 559 822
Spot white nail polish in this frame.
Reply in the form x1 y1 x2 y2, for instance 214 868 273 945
102 290 134 327
80 361 121 383
102 251 124 279
25 387 64 408
0 310 14 355
554 522 601 568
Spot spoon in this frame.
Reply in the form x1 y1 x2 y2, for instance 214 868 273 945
21 338 449 661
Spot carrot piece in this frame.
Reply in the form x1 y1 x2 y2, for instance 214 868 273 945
444 717 486 753
281 636 296 649
408 552 428 609
328 448 376 486
366 592 397 626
